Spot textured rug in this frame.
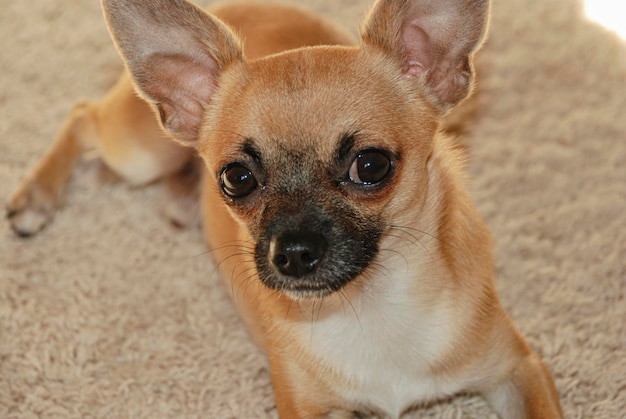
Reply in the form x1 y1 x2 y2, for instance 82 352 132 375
1 0 624 417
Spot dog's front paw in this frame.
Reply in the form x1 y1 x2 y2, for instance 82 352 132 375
6 179 57 237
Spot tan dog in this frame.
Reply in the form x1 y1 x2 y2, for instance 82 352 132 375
7 0 563 417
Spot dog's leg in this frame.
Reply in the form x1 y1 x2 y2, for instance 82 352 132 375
270 358 319 418
481 351 563 419
7 72 194 237
161 155 202 229
7 101 99 236
272 384 355 419
268 353 357 419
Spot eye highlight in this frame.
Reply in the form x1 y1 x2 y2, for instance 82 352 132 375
348 150 392 185
221 164 258 198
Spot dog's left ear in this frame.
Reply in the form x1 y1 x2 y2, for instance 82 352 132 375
361 0 489 111
101 0 243 146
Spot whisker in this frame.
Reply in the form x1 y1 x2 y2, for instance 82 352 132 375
310 299 325 346
206 242 256 288
378 248 410 273
338 289 363 335
284 298 294 321
387 226 438 264
390 225 458 251
189 240 255 259
216 251 254 272
385 232 421 247
232 265 258 305
295 300 308 321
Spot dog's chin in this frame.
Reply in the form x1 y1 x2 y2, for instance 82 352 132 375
282 288 336 301
262 274 356 301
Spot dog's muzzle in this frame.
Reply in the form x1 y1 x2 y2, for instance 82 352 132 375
253 198 382 299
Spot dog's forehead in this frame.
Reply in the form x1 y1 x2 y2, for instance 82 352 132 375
248 48 365 149
223 48 426 150
200 46 438 173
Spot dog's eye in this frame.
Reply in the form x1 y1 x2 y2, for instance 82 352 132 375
221 164 258 198
348 150 391 185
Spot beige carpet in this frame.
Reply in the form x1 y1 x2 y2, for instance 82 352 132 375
1 0 624 417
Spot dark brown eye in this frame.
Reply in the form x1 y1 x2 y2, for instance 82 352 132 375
221 164 258 198
348 150 391 185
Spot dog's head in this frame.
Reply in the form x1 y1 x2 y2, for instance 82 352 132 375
102 0 489 299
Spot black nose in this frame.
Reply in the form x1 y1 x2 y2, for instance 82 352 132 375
269 232 327 278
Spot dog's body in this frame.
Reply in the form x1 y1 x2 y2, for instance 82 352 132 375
7 0 562 417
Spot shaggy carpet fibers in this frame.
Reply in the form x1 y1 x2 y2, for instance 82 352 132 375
0 0 624 417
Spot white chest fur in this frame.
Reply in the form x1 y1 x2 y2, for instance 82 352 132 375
296 267 468 418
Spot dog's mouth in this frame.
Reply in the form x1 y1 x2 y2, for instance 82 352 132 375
260 270 358 300
274 279 345 300
256 266 366 301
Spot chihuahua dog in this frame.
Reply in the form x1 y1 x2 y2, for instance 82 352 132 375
7 0 562 417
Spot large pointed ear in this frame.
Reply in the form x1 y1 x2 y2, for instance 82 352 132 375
361 0 489 111
101 0 243 146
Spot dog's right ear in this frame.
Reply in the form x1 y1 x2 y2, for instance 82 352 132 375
101 0 243 146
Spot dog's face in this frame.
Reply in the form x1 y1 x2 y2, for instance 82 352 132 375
102 0 488 299
198 47 439 298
